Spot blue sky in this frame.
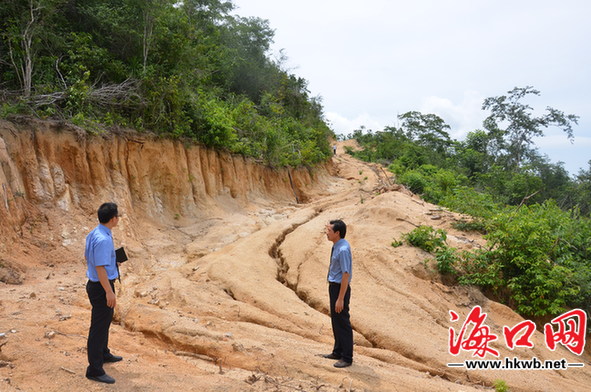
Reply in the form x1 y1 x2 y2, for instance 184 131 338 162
232 0 591 175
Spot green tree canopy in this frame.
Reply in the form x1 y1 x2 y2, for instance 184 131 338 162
482 86 579 170
0 0 333 167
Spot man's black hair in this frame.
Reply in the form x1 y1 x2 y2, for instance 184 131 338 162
330 219 347 239
98 202 118 224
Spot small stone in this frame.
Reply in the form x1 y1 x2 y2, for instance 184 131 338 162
45 331 56 339
29 292 36 299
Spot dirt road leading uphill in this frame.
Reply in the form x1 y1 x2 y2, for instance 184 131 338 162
0 121 589 391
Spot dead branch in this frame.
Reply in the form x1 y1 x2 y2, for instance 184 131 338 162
173 350 216 362
87 79 143 108
396 217 419 227
54 57 67 89
411 198 425 206
27 91 67 107
60 366 76 375
517 190 541 209
19 79 143 110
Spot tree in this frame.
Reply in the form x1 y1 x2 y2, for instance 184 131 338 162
456 130 494 177
0 0 62 96
398 111 452 154
574 161 591 216
0 0 333 167
482 86 579 170
224 15 277 102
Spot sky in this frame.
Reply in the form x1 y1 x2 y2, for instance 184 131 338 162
231 0 591 176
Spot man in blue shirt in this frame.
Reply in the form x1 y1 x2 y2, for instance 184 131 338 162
84 202 123 384
323 219 353 368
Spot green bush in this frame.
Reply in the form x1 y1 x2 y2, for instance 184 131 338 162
0 102 29 118
404 225 447 253
441 186 500 220
458 201 587 316
457 249 503 288
451 219 487 233
400 171 429 194
494 379 509 392
435 247 458 275
391 239 403 248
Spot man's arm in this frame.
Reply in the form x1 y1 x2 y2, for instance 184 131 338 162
335 272 350 313
96 266 116 308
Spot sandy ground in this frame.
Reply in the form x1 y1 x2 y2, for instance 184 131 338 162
1 141 590 392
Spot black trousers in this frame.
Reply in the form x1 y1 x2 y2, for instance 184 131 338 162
329 282 353 363
86 280 115 377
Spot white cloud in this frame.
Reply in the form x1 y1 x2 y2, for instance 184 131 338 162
419 91 487 139
325 112 385 136
534 135 591 148
233 0 591 174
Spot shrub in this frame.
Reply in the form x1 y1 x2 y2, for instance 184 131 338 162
391 239 403 248
458 201 585 316
451 219 487 233
400 171 429 194
403 226 447 253
494 379 509 392
435 247 458 275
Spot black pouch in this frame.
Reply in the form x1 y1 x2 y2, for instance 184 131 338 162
115 247 128 263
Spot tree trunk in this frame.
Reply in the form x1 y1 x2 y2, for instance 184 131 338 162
21 0 39 97
142 8 154 74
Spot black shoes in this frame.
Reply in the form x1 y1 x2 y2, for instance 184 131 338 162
334 360 352 368
86 354 121 383
104 354 123 363
87 373 116 384
322 353 352 368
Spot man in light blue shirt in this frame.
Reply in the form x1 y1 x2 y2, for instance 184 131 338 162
84 202 123 384
322 219 353 368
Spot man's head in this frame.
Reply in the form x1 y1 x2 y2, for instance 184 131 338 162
326 219 346 243
98 202 119 227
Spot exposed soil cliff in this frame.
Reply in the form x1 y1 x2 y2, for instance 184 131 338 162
0 119 589 392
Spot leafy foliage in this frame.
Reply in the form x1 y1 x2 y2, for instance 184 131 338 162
0 0 332 166
359 92 590 318
403 204 591 317
460 202 588 316
482 86 579 170
403 225 447 253
494 380 509 392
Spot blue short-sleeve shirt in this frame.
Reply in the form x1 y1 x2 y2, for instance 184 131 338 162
85 224 118 282
328 238 353 284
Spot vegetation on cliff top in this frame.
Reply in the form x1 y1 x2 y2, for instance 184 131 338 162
0 0 332 166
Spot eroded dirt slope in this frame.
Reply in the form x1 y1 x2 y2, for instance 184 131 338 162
1 121 590 392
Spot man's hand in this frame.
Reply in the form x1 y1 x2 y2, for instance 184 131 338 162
96 266 116 308
335 272 350 313
106 291 116 308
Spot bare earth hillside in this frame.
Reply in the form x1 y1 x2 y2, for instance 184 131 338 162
0 120 589 391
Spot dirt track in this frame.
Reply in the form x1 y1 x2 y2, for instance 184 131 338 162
1 137 590 392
